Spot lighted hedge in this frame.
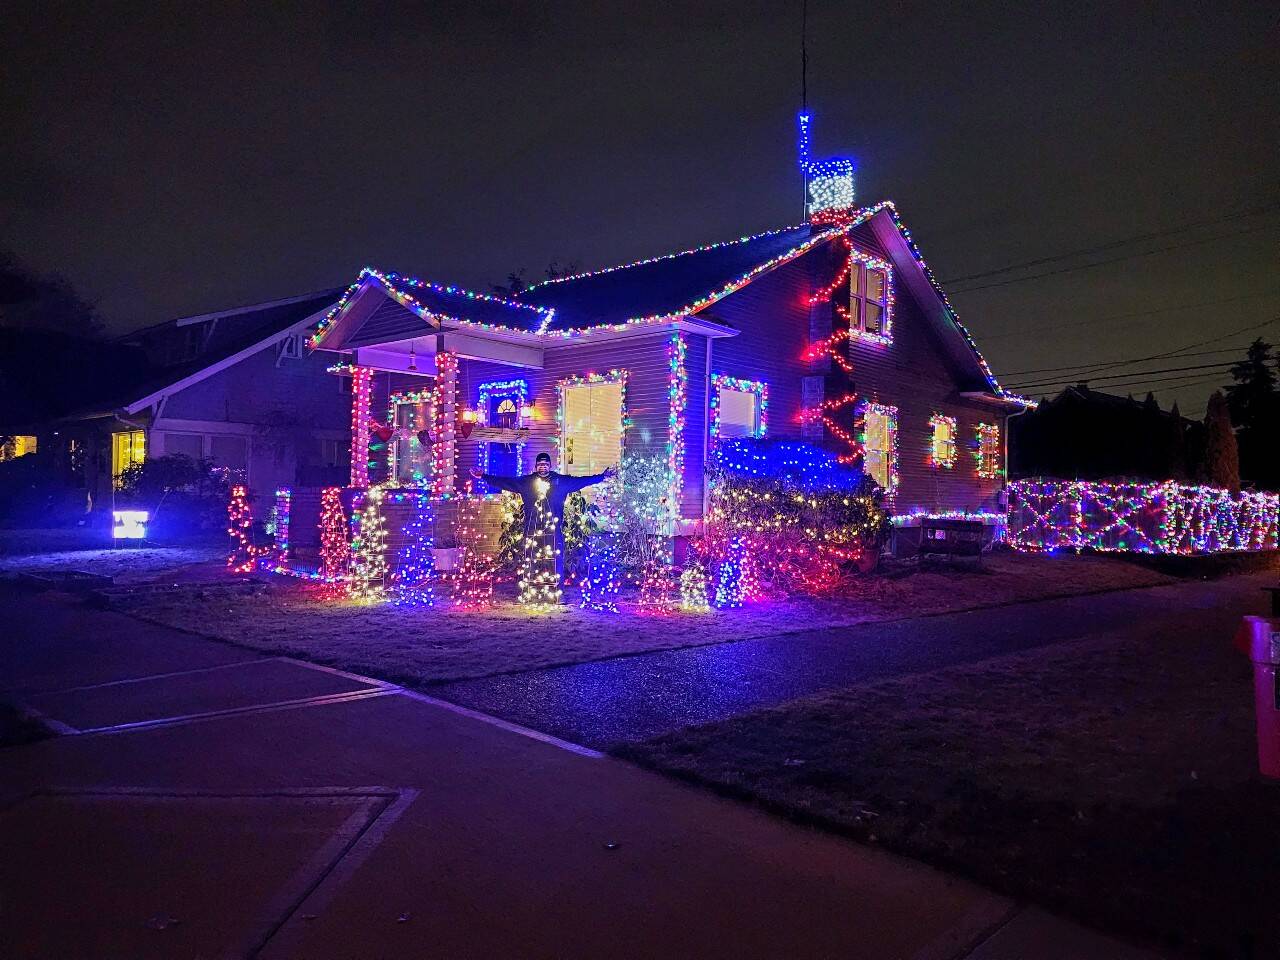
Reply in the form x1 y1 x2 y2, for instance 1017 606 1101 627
1007 479 1279 555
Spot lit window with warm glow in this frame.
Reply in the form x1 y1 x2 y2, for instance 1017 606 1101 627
560 375 624 476
862 403 898 495
849 256 892 342
0 435 37 461
977 423 1001 479
929 414 957 468
111 430 146 481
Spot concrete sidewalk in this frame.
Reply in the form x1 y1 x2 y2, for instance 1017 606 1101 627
0 591 1161 959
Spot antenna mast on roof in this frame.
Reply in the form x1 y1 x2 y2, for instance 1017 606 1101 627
800 0 809 219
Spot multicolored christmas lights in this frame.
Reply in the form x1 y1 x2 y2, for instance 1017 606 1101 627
517 477 564 607
348 486 389 601
556 369 629 472
797 112 857 219
392 495 436 607
1007 479 1279 556
928 414 958 469
714 537 749 608
975 423 1001 479
858 401 899 498
679 563 711 612
710 374 768 440
226 484 267 573
667 333 688 521
349 366 373 488
318 486 350 583
477 378 529 481
450 492 497 610
579 534 621 613
432 351 459 496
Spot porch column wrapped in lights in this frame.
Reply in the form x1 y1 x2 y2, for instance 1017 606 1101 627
432 350 459 497
349 366 373 489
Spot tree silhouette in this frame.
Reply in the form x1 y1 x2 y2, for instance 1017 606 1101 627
1203 391 1240 492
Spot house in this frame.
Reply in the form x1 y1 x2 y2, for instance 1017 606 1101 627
1 290 348 521
1010 383 1198 483
300 115 1033 554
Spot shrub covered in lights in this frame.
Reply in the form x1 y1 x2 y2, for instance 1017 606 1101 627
707 439 888 596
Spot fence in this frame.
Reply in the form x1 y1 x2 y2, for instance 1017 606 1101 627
1007 479 1279 555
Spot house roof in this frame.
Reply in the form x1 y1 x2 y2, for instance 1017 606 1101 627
514 223 832 330
310 201 1031 405
26 289 343 424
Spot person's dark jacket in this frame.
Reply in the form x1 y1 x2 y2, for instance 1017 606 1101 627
480 470 609 534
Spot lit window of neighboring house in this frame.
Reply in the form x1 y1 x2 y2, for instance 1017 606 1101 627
0 435 37 461
976 423 1001 479
111 430 146 482
861 402 898 496
928 414 957 468
711 374 768 439
848 252 893 342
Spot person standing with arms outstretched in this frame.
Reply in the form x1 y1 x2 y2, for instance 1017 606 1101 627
471 452 615 578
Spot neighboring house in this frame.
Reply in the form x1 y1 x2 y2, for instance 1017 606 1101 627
4 290 348 518
307 118 1033 542
1010 383 1199 483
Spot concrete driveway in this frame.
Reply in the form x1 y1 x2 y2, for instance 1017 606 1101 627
0 588 1160 959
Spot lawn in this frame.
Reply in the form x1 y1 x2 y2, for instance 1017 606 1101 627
123 550 1176 684
615 622 1280 958
0 545 224 583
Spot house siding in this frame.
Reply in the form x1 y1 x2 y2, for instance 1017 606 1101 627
155 346 350 498
701 231 1005 517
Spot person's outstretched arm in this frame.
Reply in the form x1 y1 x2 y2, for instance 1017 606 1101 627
470 467 523 493
562 465 617 492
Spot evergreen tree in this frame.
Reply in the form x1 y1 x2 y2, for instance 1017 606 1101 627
1226 339 1279 490
1203 391 1240 492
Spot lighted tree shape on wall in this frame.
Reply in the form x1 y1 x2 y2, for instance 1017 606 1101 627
318 486 350 583
392 497 436 608
348 486 388 601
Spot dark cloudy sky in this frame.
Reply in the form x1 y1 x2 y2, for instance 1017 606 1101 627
2 1 1277 415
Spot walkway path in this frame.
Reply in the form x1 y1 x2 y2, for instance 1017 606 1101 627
432 573 1268 748
0 587 1158 959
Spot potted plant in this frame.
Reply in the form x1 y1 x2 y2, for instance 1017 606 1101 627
432 530 464 572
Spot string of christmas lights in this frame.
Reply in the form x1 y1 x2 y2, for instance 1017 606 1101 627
350 366 373 488
450 489 497 610
392 495 436 607
579 533 620 613
477 378 529 482
975 423 1001 479
667 333 688 521
858 400 899 498
226 485 268 573
710 374 768 439
318 486 351 584
272 489 292 562
348 486 389 601
517 477 564 607
1008 479 1279 555
679 563 711 612
432 351 459 496
928 414 958 469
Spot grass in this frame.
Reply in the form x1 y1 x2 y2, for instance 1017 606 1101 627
0 545 224 584
615 624 1280 958
122 550 1176 684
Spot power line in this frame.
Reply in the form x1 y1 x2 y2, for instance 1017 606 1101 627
973 292 1280 341
949 221 1280 294
1014 316 1280 381
1003 346 1248 378
939 201 1280 286
1010 358 1241 392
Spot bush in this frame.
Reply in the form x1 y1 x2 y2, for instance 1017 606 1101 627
115 455 227 541
0 453 91 528
707 439 889 596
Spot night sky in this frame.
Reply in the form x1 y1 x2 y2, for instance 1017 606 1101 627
2 2 1276 416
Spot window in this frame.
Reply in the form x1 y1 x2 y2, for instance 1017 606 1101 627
847 252 893 342
111 430 146 482
928 414 957 469
0 435 37 461
388 393 434 486
711 374 768 439
162 432 203 460
976 423 1001 479
861 402 898 496
320 438 345 468
209 435 248 483
561 374 625 476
